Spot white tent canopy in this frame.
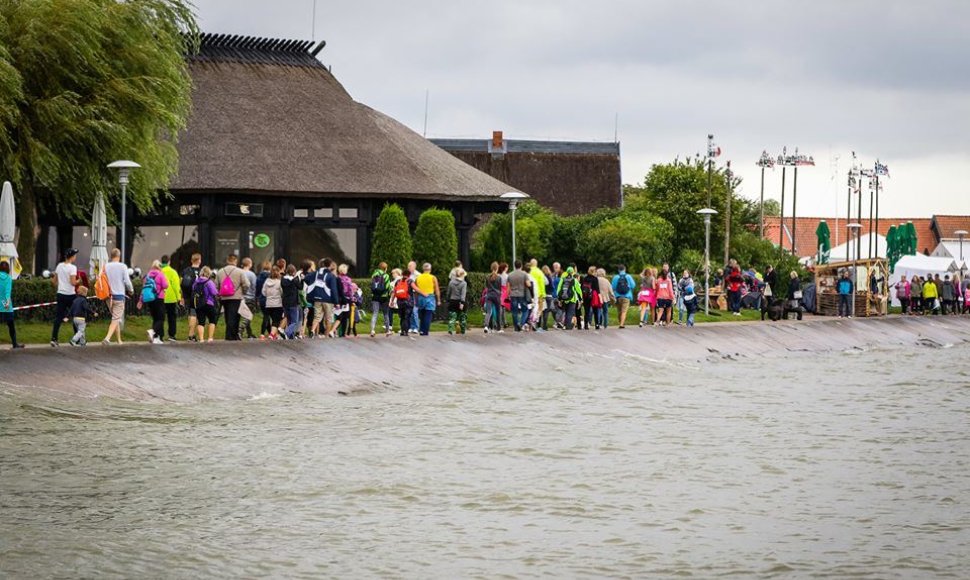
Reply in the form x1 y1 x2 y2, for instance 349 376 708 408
888 254 961 306
827 233 887 263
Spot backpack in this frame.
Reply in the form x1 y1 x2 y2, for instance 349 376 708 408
394 278 410 301
581 279 593 302
141 276 158 303
591 290 602 308
615 274 630 296
191 279 208 310
340 276 354 303
95 269 110 301
558 276 574 301
219 267 236 297
181 266 198 291
371 274 387 300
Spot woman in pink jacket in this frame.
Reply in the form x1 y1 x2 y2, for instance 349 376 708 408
894 275 911 315
654 269 675 326
143 260 169 344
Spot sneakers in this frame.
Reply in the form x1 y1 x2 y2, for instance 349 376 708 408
152 337 163 345
50 340 58 347
11 344 24 349
167 337 178 342
102 338 111 346
147 329 155 342
484 327 490 334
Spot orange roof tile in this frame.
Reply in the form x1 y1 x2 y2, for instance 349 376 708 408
762 216 938 258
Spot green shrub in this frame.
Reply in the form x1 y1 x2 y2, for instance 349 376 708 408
370 203 413 272
414 207 457 275
578 213 674 272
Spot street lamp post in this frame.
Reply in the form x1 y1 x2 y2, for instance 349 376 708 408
756 151 775 239
697 208 718 315
956 230 968 262
848 223 862 317
500 192 528 265
107 160 140 262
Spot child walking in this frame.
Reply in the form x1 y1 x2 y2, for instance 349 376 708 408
69 286 93 346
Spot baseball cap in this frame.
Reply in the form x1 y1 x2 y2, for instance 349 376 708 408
65 248 79 259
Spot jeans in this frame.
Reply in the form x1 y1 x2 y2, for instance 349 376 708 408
598 304 609 328
838 294 851 317
582 300 594 329
370 300 391 333
419 309 434 335
165 302 178 339
70 318 87 345
686 311 696 327
677 296 686 322
51 293 76 342
222 299 241 340
398 302 412 335
484 296 503 330
259 300 271 335
541 297 556 330
728 289 741 313
285 306 302 338
411 304 420 332
511 296 529 330
563 302 578 330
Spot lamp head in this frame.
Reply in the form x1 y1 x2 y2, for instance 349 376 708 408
108 160 140 185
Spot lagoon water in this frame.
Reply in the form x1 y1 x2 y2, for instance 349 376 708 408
1 341 968 578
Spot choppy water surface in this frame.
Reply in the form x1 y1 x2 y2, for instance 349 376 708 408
1 343 968 578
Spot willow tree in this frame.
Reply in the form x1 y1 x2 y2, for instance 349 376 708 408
0 0 198 269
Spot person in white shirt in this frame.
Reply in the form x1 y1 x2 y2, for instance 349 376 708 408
50 248 79 347
101 248 134 345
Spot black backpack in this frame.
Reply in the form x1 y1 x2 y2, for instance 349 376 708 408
191 280 207 310
616 274 630 296
558 276 574 301
370 273 386 300
181 266 198 293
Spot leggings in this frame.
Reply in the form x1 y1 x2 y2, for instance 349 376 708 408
484 296 503 330
4 318 17 346
148 300 165 339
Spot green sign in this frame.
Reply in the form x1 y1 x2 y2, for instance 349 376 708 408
253 233 271 249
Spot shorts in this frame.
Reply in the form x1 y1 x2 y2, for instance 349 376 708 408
110 298 126 322
313 301 334 325
656 299 673 309
196 304 217 326
186 307 197 318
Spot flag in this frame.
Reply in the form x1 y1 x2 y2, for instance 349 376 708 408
874 161 889 177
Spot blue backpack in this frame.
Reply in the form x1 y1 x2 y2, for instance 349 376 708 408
142 276 158 303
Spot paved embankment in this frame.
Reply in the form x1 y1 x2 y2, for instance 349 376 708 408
1 316 967 402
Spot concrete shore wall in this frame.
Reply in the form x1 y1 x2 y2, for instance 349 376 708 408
1 317 968 403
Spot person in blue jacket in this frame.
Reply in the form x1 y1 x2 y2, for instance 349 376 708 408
837 269 853 318
307 257 342 337
0 260 24 349
611 264 636 329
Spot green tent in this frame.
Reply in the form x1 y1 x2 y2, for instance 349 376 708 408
815 220 831 264
886 225 898 272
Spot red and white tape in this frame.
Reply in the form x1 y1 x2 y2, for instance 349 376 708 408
13 301 57 311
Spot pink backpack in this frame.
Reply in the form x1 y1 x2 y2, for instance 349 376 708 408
219 267 237 297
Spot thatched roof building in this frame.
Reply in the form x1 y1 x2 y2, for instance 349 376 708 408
432 132 621 215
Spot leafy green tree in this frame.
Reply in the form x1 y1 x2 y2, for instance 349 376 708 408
370 203 412 271
0 0 198 269
414 207 457 275
472 201 556 269
761 198 781 217
578 213 673 272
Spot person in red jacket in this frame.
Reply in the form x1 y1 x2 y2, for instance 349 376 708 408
725 259 744 316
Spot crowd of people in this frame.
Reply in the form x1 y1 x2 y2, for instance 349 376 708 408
2 249 970 349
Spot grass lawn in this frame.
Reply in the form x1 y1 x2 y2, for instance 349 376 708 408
4 306 766 346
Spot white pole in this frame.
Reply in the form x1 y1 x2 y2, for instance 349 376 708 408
510 202 517 265
121 180 126 263
704 215 711 315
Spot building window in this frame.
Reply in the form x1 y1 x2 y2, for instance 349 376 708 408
294 208 309 218
70 226 118 275
338 207 358 219
289 225 357 274
314 208 333 219
130 225 200 273
179 204 201 216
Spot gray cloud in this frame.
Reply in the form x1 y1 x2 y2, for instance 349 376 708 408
195 0 970 217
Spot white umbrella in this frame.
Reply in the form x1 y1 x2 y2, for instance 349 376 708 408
0 181 22 279
89 192 109 277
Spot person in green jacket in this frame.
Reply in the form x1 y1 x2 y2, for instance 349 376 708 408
556 266 582 330
369 262 392 337
160 255 183 341
528 259 547 331
0 260 24 348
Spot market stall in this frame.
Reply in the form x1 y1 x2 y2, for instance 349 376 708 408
814 258 888 317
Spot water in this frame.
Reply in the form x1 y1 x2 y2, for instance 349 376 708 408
1 343 968 578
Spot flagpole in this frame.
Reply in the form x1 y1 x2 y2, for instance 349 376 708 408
792 165 799 257
779 165 786 255
759 164 765 239
724 161 732 266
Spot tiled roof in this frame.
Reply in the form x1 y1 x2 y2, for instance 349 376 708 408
931 215 970 240
762 216 938 258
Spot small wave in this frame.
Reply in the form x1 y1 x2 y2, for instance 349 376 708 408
248 392 281 401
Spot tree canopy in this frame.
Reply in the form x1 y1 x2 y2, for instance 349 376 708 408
0 0 198 268
414 207 458 275
369 203 412 271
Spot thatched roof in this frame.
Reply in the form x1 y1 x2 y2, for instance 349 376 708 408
171 34 520 202
432 137 621 216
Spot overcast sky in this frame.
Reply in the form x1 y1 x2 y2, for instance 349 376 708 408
195 0 970 218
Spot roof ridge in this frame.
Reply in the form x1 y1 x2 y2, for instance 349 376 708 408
190 32 327 68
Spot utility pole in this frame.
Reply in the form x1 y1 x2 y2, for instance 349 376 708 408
778 147 787 255
706 134 715 207
756 151 774 239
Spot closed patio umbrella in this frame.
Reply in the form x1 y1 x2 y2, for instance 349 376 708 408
89 192 110 278
885 225 898 272
0 181 22 278
815 220 831 264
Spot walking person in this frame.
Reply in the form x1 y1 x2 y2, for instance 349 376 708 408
508 261 533 332
369 262 392 337
281 264 303 339
528 259 547 331
181 253 202 342
143 260 169 344
240 257 258 339
941 275 956 315
683 282 699 327
837 269 853 318
390 268 412 336
0 260 24 349
483 262 504 333
923 273 939 314
596 268 614 329
100 248 134 345
787 270 804 321
68 286 93 346
638 267 655 327
725 259 744 316
255 260 272 338
407 261 420 334
911 276 924 314
655 269 675 326
216 254 249 341
160 255 182 341
336 263 355 337
556 267 582 330
580 266 599 330
541 265 557 331
447 268 468 335
50 248 79 347
611 265 635 329
261 265 284 339
414 262 440 336
676 270 694 324
894 275 911 315
191 266 219 343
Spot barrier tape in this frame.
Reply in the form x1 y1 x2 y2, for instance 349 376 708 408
13 301 57 311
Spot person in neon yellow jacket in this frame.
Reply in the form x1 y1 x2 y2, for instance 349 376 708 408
555 266 582 330
160 255 183 341
528 258 546 330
